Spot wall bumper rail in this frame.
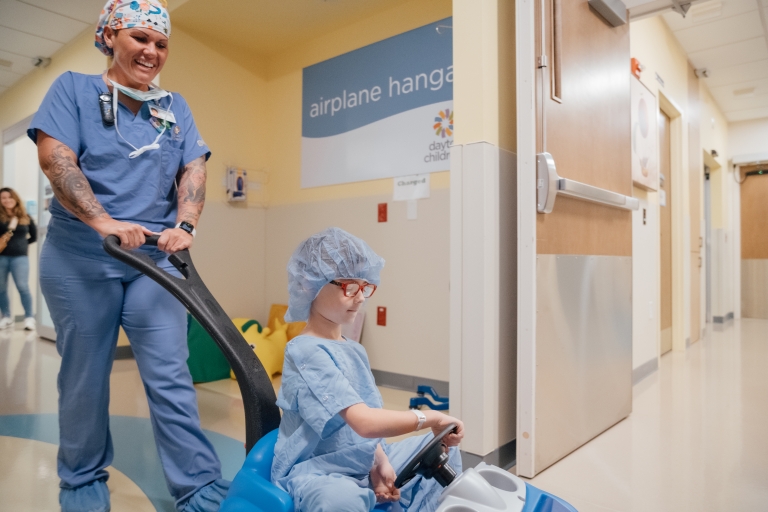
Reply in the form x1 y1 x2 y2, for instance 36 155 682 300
537 152 639 213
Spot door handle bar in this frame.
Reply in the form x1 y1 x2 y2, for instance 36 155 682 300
537 152 639 213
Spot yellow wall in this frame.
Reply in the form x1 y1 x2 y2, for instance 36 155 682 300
0 29 105 175
262 0 452 207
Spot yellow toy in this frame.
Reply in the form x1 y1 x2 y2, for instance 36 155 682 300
230 318 289 381
267 304 307 341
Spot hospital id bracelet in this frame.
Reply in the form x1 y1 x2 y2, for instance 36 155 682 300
176 221 197 237
411 409 426 431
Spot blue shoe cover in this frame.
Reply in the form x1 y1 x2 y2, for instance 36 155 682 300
59 478 110 512
180 479 231 512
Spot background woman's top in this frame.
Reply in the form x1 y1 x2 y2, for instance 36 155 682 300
27 71 210 261
0 219 37 257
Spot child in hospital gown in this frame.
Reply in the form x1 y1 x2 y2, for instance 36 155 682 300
271 228 464 512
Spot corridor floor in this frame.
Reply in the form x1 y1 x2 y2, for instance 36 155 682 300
1 319 766 511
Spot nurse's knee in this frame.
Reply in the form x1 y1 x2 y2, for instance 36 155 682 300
298 475 375 512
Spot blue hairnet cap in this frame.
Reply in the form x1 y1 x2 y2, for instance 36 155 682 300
285 227 385 322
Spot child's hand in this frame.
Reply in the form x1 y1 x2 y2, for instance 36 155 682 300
371 458 400 503
426 412 465 447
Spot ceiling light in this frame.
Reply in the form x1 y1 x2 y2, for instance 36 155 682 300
690 1 723 21
734 87 756 97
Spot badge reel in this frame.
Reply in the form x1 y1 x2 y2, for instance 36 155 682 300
99 93 114 126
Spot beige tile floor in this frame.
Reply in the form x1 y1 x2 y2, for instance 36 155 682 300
521 318 768 511
1 319 766 510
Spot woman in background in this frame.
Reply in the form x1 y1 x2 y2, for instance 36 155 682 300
0 187 37 331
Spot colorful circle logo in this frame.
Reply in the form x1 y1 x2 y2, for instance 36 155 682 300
434 109 453 138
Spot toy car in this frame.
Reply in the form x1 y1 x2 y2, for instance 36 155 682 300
105 236 577 512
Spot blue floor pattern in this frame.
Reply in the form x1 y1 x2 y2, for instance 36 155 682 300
0 413 245 512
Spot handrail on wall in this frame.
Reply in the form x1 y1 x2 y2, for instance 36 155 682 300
536 152 639 213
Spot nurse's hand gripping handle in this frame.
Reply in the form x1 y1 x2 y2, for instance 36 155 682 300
103 234 282 453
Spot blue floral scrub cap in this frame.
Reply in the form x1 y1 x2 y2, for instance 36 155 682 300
95 0 171 56
285 227 385 323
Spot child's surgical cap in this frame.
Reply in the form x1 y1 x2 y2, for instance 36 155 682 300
285 227 385 322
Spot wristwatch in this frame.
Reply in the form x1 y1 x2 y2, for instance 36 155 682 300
175 221 196 237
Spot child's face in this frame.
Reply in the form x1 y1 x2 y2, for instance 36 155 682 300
311 279 368 325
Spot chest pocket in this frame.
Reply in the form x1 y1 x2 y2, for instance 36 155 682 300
159 141 184 198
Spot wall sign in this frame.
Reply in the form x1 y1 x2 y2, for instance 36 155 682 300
631 77 659 191
301 18 453 188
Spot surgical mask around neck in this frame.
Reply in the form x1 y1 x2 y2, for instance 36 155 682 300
109 80 173 159
110 80 170 102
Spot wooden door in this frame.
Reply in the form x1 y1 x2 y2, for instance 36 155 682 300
659 111 673 354
528 0 632 475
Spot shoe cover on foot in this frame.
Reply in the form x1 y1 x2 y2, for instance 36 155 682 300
59 478 110 512
180 479 231 512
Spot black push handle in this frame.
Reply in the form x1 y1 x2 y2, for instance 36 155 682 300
103 235 281 453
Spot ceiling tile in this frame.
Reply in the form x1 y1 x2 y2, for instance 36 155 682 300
16 0 105 25
0 0 89 44
0 67 22 87
672 12 763 53
712 87 768 112
0 26 62 58
703 59 768 87
662 0 759 32
726 105 768 121
688 37 768 69
0 48 35 75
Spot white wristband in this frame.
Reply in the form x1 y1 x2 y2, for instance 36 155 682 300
411 409 426 431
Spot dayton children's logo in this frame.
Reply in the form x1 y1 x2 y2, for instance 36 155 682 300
433 108 453 138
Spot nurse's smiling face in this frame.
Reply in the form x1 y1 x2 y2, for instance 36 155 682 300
104 27 168 90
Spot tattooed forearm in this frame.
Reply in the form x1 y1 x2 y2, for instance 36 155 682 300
176 156 206 225
41 143 108 221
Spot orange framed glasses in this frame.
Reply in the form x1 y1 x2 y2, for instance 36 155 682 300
329 280 377 298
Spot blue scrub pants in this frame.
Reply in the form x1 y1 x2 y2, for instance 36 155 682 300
296 433 463 512
39 239 223 509
0 255 34 318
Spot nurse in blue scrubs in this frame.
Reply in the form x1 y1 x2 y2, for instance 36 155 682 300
28 1 228 511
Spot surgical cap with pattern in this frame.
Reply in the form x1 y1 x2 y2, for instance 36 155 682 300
95 0 171 56
285 228 385 323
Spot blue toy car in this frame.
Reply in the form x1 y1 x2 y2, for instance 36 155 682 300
105 235 577 512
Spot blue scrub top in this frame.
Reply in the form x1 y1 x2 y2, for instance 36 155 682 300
272 335 383 497
28 72 210 260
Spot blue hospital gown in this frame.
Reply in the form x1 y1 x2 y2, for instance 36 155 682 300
272 335 462 512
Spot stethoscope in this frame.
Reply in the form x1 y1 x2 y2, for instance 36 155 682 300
97 79 173 159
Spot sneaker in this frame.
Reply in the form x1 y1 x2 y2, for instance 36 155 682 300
0 317 13 329
23 317 36 331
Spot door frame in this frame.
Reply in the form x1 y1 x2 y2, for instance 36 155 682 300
658 92 688 352
515 0 538 478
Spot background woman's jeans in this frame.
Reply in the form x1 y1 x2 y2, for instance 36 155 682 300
0 255 34 318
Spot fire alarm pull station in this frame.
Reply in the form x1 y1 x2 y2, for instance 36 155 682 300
377 307 386 326
378 203 388 223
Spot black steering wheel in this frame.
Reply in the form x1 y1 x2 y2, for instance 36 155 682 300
394 423 458 489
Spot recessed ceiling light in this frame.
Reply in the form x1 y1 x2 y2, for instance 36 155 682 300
734 87 756 97
690 0 723 21
0 58 12 69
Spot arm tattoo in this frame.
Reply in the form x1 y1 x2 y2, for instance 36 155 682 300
42 144 108 221
177 156 206 225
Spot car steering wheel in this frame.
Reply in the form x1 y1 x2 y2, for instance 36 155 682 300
394 423 458 489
